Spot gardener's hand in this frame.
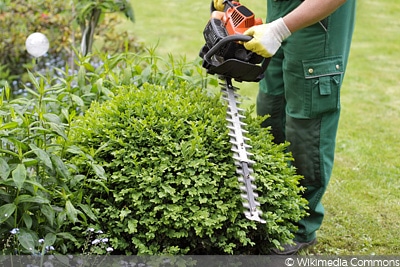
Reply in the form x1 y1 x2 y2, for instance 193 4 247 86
243 18 291 58
213 0 225 11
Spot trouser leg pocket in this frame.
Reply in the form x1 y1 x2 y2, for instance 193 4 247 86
302 56 343 118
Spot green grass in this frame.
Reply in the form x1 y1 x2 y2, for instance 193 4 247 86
126 0 400 254
315 0 400 255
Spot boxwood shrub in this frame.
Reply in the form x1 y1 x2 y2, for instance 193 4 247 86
65 76 307 255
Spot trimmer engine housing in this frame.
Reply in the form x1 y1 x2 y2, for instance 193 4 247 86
199 1 268 82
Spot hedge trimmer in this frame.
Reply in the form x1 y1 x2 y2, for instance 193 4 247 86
199 0 270 223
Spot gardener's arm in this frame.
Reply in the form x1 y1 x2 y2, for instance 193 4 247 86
283 0 347 33
243 0 348 57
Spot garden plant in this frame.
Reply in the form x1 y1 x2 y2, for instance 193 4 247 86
0 50 307 255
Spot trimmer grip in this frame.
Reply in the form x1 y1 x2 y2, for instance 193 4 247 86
209 0 236 13
204 34 252 62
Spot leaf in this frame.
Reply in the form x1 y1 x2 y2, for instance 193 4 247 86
107 53 124 70
122 67 132 85
127 219 138 234
41 205 55 227
87 179 109 193
18 230 35 253
65 200 78 224
29 144 53 170
48 122 67 140
43 232 57 248
0 158 10 180
91 163 107 180
22 213 33 229
22 158 39 167
78 65 86 87
15 195 50 204
12 164 26 190
99 84 113 98
0 121 18 130
161 184 176 195
78 203 97 221
141 65 151 82
24 180 51 193
70 174 85 187
51 154 70 179
27 71 40 92
71 94 84 107
83 62 95 72
94 78 103 94
56 232 77 242
56 210 67 228
61 108 71 122
0 203 16 224
66 145 85 155
0 148 19 159
123 2 135 22
43 113 61 124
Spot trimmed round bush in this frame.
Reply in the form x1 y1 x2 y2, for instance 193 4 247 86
66 79 307 255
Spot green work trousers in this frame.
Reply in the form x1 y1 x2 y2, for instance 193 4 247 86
257 0 356 242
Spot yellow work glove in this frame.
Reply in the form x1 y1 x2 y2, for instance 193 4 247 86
243 18 291 58
213 0 225 11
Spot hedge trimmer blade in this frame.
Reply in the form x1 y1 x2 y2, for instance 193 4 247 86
221 78 265 224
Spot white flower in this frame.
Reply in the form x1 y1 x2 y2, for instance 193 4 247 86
96 230 103 234
106 247 113 252
46 246 55 251
101 238 109 243
87 228 95 232
91 239 101 245
10 228 19 235
38 239 45 244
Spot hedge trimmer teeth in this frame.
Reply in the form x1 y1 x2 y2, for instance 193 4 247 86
221 79 265 224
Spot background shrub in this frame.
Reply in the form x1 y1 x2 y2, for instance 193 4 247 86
64 61 307 254
0 0 140 91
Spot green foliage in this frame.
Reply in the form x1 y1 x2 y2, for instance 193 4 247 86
0 50 306 254
64 53 307 254
0 51 130 254
0 79 78 254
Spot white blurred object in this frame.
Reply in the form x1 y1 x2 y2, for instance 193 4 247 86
25 32 49 58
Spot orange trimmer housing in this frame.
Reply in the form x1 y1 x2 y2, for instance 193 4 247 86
223 1 263 35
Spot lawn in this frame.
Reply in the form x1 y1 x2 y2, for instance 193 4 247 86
315 0 400 255
127 0 400 254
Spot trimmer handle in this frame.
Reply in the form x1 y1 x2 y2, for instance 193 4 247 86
210 0 236 13
204 34 252 63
